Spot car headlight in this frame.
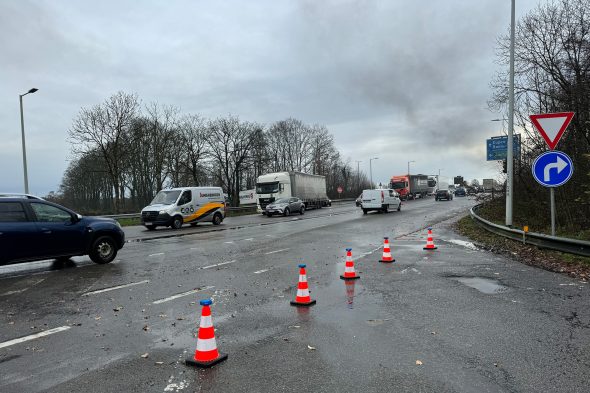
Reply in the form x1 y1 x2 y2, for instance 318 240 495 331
159 210 167 214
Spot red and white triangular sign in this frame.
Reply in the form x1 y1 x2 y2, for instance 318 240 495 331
529 112 574 150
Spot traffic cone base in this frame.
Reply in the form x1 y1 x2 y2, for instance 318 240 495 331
340 274 360 280
185 352 228 368
423 246 437 250
290 299 316 307
379 258 395 263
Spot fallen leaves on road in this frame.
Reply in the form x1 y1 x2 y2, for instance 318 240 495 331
142 325 150 332
141 353 149 358
95 316 102 321
416 360 423 365
307 345 316 350
113 307 123 312
155 361 163 365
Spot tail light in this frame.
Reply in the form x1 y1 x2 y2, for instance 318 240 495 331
381 191 384 203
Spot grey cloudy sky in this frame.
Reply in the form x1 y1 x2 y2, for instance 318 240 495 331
0 0 541 195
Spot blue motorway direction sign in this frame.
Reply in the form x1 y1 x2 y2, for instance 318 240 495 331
532 151 573 187
486 135 521 161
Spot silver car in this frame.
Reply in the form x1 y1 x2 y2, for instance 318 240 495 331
264 197 305 217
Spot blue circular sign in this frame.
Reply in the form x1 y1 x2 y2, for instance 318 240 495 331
532 150 573 187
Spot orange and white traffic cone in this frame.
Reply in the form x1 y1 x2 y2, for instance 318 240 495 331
185 299 228 368
379 237 395 263
340 248 360 280
290 264 316 307
423 227 438 250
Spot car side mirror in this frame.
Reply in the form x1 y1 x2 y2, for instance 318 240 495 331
72 214 82 223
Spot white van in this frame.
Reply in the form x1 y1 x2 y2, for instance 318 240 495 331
141 187 226 230
360 189 401 214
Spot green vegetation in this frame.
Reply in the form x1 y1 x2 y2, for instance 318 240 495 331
456 215 590 279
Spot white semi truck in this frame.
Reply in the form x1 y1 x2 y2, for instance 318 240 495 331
255 171 331 214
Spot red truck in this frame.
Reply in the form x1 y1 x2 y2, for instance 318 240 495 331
390 174 434 200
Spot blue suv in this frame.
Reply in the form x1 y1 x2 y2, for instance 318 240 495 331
0 196 125 265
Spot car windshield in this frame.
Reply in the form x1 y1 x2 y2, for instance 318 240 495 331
275 198 290 204
390 181 406 189
150 190 181 205
256 182 279 194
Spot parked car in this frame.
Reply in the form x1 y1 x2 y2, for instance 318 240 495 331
360 189 401 214
0 195 125 265
355 194 362 207
454 187 467 197
264 197 305 216
435 189 453 201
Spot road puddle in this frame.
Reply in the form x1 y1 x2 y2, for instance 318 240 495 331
456 277 508 294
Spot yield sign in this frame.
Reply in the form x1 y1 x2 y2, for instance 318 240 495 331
529 112 574 150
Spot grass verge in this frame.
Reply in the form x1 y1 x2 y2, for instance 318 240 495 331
455 215 590 281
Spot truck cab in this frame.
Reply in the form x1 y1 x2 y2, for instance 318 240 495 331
256 172 291 213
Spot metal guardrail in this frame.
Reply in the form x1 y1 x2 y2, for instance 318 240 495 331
100 198 356 221
470 203 590 257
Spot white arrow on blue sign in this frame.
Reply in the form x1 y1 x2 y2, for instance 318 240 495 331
532 151 574 187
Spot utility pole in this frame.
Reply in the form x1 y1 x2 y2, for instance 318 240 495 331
19 88 39 194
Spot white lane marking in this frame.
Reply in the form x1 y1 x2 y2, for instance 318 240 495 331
148 252 165 257
200 260 237 270
224 241 234 244
400 268 408 274
411 268 421 274
264 248 290 255
254 268 270 274
243 238 254 241
0 326 71 349
0 288 29 296
81 280 150 296
152 286 215 305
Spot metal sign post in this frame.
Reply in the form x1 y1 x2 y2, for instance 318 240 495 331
532 151 573 237
550 188 556 236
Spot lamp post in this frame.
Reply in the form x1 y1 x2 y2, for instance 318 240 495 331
19 88 38 194
506 0 516 227
355 160 362 192
369 157 379 188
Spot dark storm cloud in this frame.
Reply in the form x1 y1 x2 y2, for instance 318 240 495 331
0 0 541 194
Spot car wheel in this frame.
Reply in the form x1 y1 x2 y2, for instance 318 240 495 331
190 222 198 227
146 225 156 231
89 236 117 264
397 203 401 212
300 206 305 215
171 216 183 229
212 213 223 225
362 209 368 215
382 205 389 213
283 208 290 217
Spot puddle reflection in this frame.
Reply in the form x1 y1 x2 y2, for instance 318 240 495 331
344 280 356 309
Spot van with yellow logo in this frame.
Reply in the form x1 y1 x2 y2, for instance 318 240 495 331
141 187 226 230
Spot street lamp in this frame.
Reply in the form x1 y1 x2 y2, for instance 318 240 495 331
19 88 38 194
355 160 362 191
506 0 516 227
369 157 379 188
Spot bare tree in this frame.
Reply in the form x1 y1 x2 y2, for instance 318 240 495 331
69 92 139 212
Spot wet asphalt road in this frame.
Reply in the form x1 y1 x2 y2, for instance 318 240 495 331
1 198 589 392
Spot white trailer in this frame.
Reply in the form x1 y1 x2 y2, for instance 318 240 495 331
255 172 330 213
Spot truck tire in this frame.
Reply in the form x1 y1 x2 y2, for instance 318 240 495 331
89 236 117 264
363 209 368 215
382 205 389 213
